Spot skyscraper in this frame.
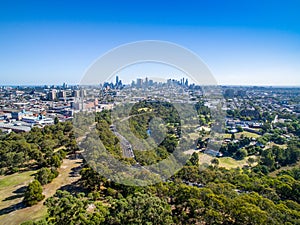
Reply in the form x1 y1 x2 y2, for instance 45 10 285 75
116 75 119 86
136 78 143 88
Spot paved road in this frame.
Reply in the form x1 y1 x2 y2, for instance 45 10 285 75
110 125 135 158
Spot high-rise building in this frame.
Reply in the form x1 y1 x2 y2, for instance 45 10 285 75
58 90 66 99
148 79 154 86
62 82 68 89
131 80 135 87
136 78 143 88
116 75 119 86
47 89 57 101
185 78 189 87
72 90 80 98
80 89 86 98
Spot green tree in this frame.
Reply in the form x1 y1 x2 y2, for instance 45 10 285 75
211 158 220 167
235 148 248 160
108 192 173 224
54 117 59 125
35 167 58 185
187 152 199 166
45 190 108 225
23 180 45 206
247 157 255 167
231 133 236 140
49 154 62 168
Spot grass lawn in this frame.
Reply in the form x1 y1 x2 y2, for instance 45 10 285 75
222 133 232 139
0 171 35 189
238 131 261 139
0 156 83 225
218 156 257 169
189 151 258 170
0 171 37 224
221 131 261 140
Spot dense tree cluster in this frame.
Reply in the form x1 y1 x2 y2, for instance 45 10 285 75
93 104 182 165
18 101 300 224
35 167 59 185
96 119 122 158
253 141 300 174
23 162 300 224
0 121 74 174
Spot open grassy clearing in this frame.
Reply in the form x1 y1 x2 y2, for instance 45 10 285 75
188 132 200 140
0 156 83 225
222 131 261 139
185 151 258 169
0 171 36 218
238 131 261 139
0 171 35 190
218 156 258 169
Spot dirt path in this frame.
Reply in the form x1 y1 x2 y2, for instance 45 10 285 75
0 156 82 225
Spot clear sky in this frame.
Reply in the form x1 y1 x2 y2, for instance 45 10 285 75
1 0 300 86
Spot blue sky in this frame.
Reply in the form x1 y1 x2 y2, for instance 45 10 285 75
1 0 300 85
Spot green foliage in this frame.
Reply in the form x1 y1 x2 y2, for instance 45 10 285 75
23 180 45 206
96 119 122 158
108 192 173 225
35 167 58 185
186 152 199 166
25 162 300 225
45 190 109 225
211 158 220 167
278 167 300 181
0 122 74 174
54 117 59 125
234 148 248 160
255 143 300 173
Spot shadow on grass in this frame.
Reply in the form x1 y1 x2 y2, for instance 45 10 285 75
69 165 82 178
13 186 27 194
2 194 23 201
0 201 27 216
58 180 87 195
2 186 27 202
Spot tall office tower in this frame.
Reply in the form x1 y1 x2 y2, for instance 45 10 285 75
148 79 154 86
131 80 135 87
116 75 119 86
62 82 68 89
136 78 143 88
185 78 188 87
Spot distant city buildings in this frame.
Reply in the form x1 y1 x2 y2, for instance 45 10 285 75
47 89 57 101
0 76 299 135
